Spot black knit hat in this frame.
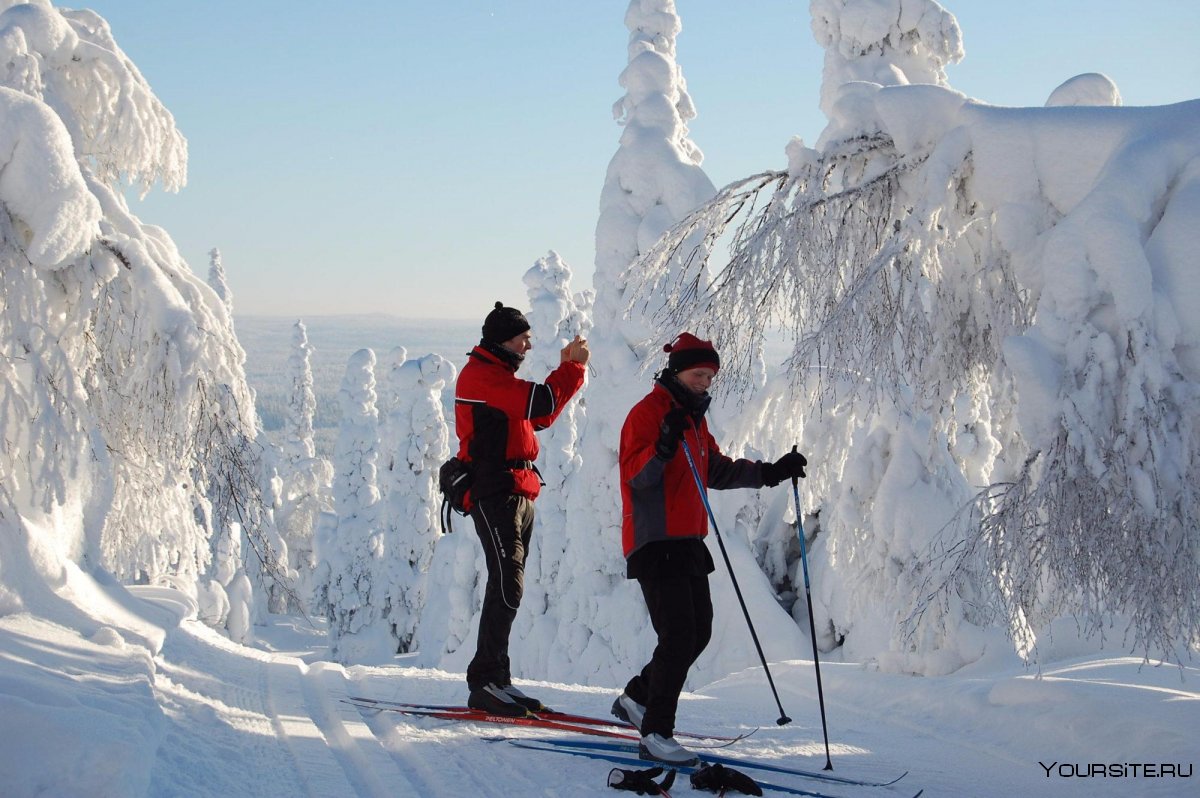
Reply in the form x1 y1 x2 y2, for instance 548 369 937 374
481 301 531 344
664 332 720 374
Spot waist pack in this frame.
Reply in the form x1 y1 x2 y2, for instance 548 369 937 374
438 457 472 532
437 458 545 533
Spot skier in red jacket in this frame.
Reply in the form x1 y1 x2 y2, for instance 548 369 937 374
455 302 588 717
612 333 807 765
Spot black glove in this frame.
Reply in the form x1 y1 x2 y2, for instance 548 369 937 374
690 763 762 796
761 451 807 487
655 407 690 460
608 766 676 795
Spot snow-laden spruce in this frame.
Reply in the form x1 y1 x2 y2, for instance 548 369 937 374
508 252 597 678
275 319 333 608
0 1 277 623
626 0 1200 668
284 320 319 469
199 244 291 621
209 521 255 642
556 0 736 687
207 248 234 318
323 349 393 662
380 349 456 653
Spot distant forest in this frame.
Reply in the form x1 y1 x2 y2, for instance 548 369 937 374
238 315 476 454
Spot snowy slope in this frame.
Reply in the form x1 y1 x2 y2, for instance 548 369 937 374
2 586 1195 798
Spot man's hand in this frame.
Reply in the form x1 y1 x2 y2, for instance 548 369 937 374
560 335 591 365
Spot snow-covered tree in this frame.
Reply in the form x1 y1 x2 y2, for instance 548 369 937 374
284 320 318 468
0 2 278 621
590 0 717 391
276 320 332 607
412 527 482 670
308 509 339 620
379 350 455 653
508 252 591 674
626 0 1200 668
556 0 722 685
246 461 295 617
207 247 233 318
194 249 289 620
376 347 408 503
207 522 254 644
1044 72 1121 108
522 252 589 511
190 244 290 622
323 348 394 663
809 0 963 144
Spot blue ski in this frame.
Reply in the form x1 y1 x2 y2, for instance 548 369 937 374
492 738 846 798
500 736 908 788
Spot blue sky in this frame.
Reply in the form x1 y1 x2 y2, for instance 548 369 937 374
89 1 1199 320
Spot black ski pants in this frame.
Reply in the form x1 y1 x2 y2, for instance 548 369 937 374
466 493 534 691
623 572 713 738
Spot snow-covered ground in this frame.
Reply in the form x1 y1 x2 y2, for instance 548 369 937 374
2 584 1194 798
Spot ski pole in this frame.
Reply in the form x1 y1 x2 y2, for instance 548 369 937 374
790 444 833 770
679 438 792 726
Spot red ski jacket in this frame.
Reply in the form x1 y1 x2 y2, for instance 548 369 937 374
619 383 763 558
455 344 585 509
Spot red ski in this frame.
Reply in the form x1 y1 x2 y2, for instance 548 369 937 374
343 696 755 745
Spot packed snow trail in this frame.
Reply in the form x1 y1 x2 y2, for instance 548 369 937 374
125 604 1198 798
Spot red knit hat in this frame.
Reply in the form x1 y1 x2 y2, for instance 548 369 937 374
664 332 720 374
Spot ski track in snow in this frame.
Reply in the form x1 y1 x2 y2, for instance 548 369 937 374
149 623 310 797
263 657 348 798
302 662 419 797
141 618 1195 798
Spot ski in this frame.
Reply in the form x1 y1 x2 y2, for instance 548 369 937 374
502 736 909 789
489 738 923 798
344 695 755 743
343 699 640 740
